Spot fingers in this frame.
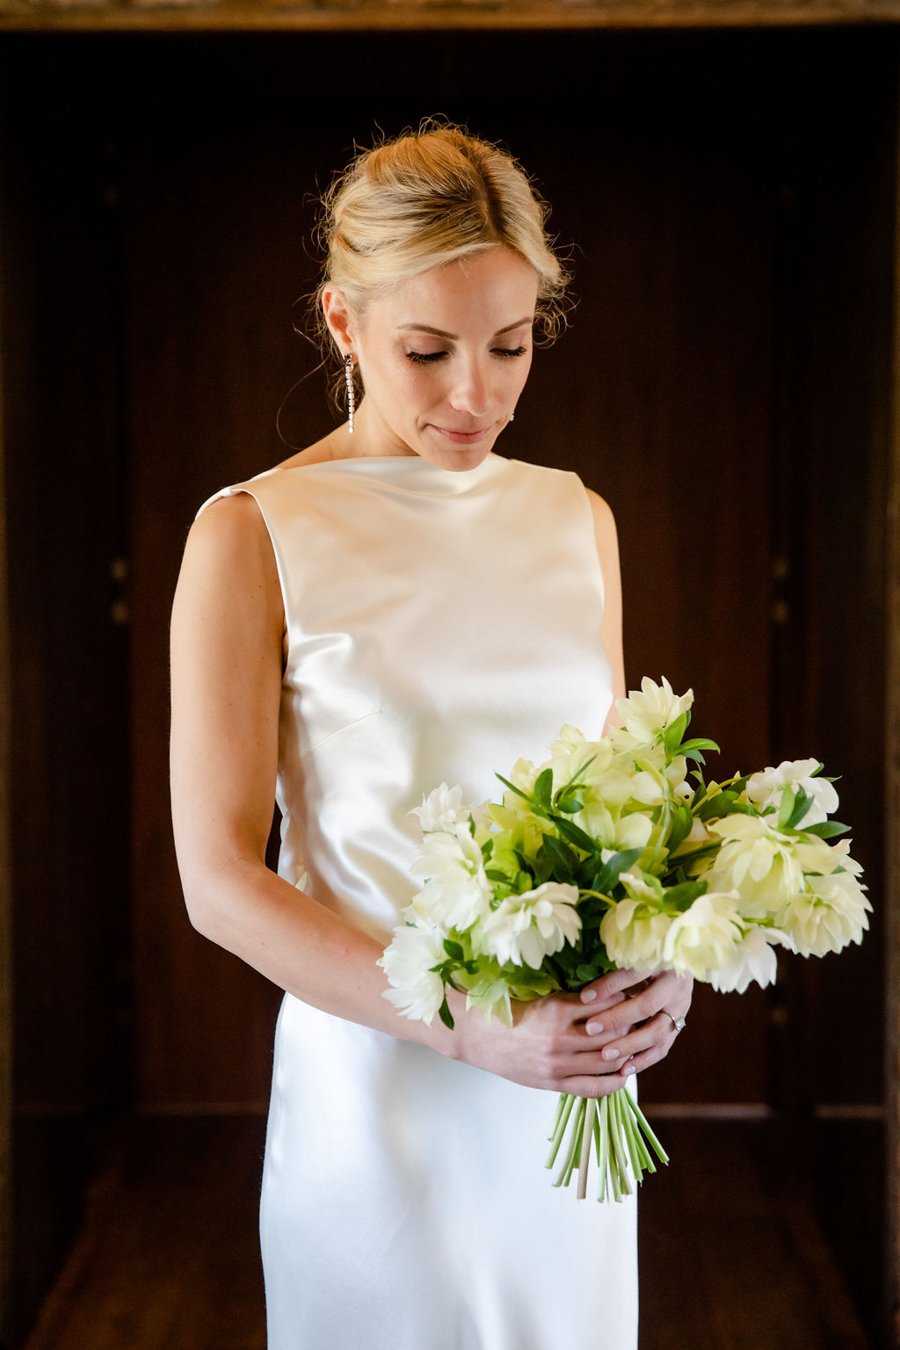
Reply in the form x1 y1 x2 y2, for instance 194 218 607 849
579 968 647 1007
582 970 693 1039
563 1069 636 1100
590 1010 679 1065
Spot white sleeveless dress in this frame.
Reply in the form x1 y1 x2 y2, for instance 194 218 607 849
200 452 638 1350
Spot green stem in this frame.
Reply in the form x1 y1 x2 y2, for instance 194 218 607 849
545 1093 576 1169
563 1099 585 1188
552 1096 583 1188
607 1091 633 1201
618 1091 644 1181
576 1098 597 1200
596 1096 610 1203
625 1094 669 1166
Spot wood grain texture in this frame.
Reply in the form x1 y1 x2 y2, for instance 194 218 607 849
0 0 898 29
0 217 13 1350
887 75 900 1350
118 35 781 1110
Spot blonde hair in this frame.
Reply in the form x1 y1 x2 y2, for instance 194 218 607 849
315 122 570 357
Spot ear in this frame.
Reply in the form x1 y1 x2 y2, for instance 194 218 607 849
321 286 357 356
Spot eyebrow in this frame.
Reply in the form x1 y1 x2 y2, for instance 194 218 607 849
398 318 533 339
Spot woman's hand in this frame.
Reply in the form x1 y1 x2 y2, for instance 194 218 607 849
580 967 694 1077
450 967 692 1098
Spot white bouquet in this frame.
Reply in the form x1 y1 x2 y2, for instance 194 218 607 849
379 679 870 1202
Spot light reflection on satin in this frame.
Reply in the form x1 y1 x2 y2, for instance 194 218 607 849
199 454 637 1350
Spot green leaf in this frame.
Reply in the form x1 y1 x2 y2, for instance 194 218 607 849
779 784 814 830
662 879 707 911
443 938 464 961
777 785 797 828
662 710 690 756
538 833 578 882
495 772 533 805
544 812 597 854
533 768 553 808
480 838 494 861
802 820 851 839
590 847 643 895
698 789 754 821
438 996 455 1030
666 804 694 853
680 737 720 757
555 787 584 814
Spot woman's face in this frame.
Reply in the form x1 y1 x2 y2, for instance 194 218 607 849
329 246 539 471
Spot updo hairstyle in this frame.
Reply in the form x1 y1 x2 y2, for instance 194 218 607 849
315 122 570 399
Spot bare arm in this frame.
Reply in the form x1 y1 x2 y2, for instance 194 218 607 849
170 491 643 1097
170 493 421 1039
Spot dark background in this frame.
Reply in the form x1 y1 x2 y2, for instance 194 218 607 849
0 27 893 1345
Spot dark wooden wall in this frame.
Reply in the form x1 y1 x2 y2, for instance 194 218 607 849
0 65 133 1344
1 26 895 1346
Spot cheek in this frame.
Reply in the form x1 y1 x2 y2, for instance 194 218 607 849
508 356 533 398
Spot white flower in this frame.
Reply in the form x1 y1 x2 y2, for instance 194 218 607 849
477 882 581 969
662 890 744 980
706 815 805 918
410 830 492 930
745 759 839 827
676 816 715 853
778 870 871 957
666 755 691 800
600 896 672 970
578 801 655 853
546 726 614 792
616 677 694 744
591 764 666 809
508 757 539 794
709 926 789 993
410 782 471 834
378 923 448 1024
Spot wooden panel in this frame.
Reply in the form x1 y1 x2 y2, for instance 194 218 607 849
0 70 133 1342
0 0 899 30
763 45 896 1345
889 66 900 1350
117 28 797 1108
0 184 13 1350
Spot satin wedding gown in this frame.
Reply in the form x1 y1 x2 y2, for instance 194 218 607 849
199 452 638 1350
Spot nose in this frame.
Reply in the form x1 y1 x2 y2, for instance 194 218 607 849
448 357 491 418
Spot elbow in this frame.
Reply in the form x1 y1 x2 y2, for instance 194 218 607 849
177 851 263 949
182 881 223 943
178 863 236 947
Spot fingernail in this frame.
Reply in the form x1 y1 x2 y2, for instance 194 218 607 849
602 1047 620 1061
585 1022 604 1036
623 1063 636 1075
581 989 598 1003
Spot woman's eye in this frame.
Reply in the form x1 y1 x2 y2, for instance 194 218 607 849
492 345 528 359
405 350 447 365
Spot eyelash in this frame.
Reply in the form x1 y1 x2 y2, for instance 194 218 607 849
405 345 528 366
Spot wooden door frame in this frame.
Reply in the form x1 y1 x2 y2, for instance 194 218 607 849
887 60 900 1348
0 0 899 29
0 259 12 1350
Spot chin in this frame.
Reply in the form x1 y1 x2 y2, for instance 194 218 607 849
419 426 501 471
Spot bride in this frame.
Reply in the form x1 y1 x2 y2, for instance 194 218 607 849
170 121 691 1350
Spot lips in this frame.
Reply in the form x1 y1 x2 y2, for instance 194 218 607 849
430 425 492 445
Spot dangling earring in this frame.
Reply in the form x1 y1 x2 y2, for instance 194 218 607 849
344 354 356 435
